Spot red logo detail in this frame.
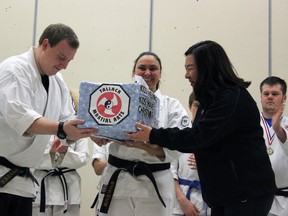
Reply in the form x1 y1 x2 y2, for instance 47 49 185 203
96 92 122 118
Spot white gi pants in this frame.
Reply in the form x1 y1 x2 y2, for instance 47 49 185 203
96 197 173 216
33 204 80 216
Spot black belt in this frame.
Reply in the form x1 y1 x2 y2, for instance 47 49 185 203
40 167 75 213
94 154 170 214
0 156 39 187
275 187 288 197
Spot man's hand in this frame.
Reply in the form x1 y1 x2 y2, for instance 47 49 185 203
272 103 287 143
64 119 97 141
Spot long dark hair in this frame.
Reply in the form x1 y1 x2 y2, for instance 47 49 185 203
185 40 251 106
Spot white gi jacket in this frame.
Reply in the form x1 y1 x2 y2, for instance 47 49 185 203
92 143 110 163
171 154 210 216
32 137 89 205
0 47 75 198
260 114 288 216
98 89 191 206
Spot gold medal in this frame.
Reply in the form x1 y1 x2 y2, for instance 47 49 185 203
267 147 274 155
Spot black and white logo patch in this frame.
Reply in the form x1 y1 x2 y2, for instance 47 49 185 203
89 84 130 125
181 115 190 127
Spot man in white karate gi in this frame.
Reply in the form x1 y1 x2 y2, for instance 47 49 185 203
0 23 96 216
260 76 288 216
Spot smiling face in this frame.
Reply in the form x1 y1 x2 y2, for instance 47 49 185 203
184 54 197 87
133 55 161 93
37 39 77 76
261 83 286 117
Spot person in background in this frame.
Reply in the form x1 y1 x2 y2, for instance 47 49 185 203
0 23 96 216
259 76 288 216
171 92 210 216
90 142 111 210
92 143 110 176
32 136 89 216
188 92 200 122
32 90 90 216
126 41 277 216
70 89 80 113
91 51 191 216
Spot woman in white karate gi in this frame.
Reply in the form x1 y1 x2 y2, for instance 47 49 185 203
91 51 191 216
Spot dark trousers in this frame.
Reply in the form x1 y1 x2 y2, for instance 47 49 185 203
211 194 274 216
0 193 33 216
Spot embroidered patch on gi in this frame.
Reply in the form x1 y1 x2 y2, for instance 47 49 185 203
101 184 108 194
181 116 190 127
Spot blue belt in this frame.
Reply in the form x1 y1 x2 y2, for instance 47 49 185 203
178 178 201 200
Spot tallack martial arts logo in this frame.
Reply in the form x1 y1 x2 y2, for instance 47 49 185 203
89 84 130 125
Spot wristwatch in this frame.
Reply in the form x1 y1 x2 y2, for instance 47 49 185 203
57 122 67 139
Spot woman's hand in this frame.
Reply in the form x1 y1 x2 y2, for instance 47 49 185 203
125 122 152 142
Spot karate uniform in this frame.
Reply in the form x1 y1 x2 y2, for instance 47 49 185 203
171 153 211 216
260 114 288 216
92 143 110 163
91 141 111 211
32 137 89 216
0 47 75 198
96 89 191 216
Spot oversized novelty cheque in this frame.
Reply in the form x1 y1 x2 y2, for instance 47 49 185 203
77 76 159 140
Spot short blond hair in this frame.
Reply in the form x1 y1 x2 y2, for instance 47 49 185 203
70 89 79 112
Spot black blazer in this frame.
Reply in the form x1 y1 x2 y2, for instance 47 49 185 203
150 86 276 207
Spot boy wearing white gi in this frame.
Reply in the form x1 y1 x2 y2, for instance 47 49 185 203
32 90 90 216
92 143 111 176
260 76 288 216
171 92 210 216
32 136 89 216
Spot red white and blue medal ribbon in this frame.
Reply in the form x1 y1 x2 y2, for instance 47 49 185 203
260 113 275 155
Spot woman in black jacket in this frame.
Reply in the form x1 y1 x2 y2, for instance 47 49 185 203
126 40 277 216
